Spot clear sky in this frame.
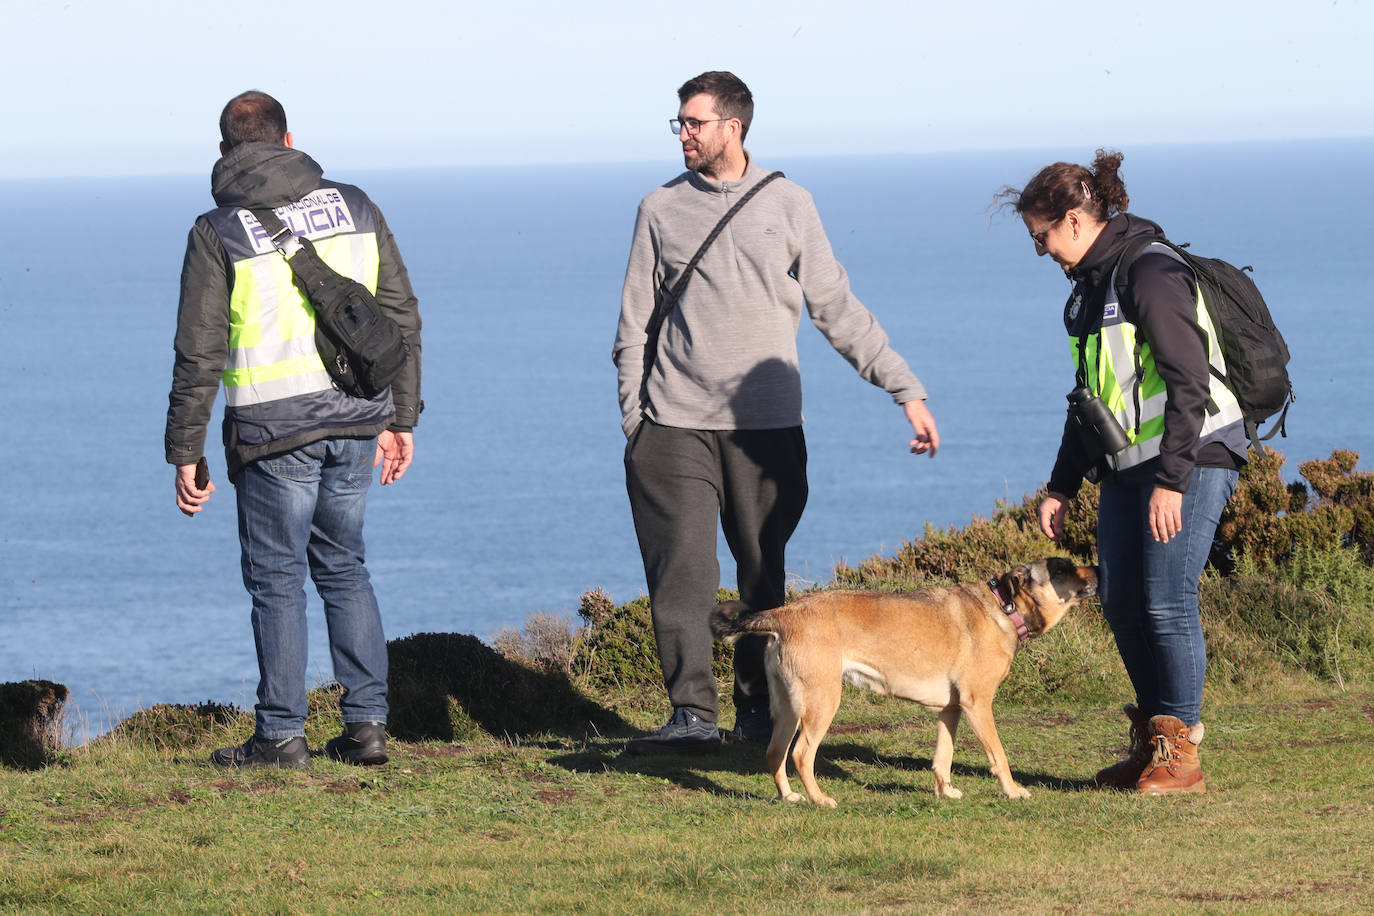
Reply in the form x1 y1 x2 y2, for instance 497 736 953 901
4 0 1370 178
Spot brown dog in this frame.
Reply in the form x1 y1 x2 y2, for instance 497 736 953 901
710 558 1098 806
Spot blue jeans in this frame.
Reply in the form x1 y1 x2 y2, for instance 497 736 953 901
1097 465 1238 727
235 437 388 739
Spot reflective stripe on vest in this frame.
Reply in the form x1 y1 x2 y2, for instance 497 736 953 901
223 223 380 408
1069 242 1244 471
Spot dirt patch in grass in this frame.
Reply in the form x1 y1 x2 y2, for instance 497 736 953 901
534 788 578 804
1302 698 1340 709
323 780 363 794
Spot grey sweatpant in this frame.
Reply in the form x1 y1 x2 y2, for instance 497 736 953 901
624 420 808 722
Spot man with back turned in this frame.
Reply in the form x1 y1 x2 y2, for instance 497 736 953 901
165 90 422 768
613 71 939 753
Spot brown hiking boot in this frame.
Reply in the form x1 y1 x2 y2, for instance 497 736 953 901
1095 703 1153 789
1137 715 1206 796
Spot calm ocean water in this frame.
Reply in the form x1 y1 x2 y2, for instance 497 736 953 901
3 139 1369 739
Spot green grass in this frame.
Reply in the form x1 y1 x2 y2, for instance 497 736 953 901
3 689 1372 914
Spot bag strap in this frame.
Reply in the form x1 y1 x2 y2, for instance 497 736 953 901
248 207 306 260
663 170 784 307
638 170 785 410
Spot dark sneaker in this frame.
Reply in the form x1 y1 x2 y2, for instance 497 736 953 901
624 708 721 756
210 735 311 769
726 700 772 742
325 720 388 766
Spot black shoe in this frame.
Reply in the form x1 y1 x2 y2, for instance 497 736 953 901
210 735 311 769
624 708 722 756
325 721 388 765
726 700 772 742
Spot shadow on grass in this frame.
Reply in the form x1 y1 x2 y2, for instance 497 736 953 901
819 740 1097 793
546 734 779 796
386 633 634 743
547 734 1094 797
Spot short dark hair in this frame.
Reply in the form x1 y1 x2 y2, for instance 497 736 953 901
219 91 288 149
677 71 754 142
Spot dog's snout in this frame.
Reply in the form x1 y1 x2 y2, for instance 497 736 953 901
1082 566 1100 597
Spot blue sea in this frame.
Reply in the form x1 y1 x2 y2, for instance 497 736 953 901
3 139 1370 740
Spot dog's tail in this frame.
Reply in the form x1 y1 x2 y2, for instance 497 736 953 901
709 600 779 643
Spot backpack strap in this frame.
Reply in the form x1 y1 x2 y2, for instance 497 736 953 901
1112 238 1228 414
638 170 786 412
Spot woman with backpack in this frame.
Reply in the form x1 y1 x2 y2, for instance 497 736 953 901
1000 149 1248 795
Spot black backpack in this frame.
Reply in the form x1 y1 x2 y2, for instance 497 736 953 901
1115 239 1293 444
251 208 409 400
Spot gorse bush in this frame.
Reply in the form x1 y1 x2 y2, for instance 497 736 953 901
1219 448 1374 570
571 588 735 698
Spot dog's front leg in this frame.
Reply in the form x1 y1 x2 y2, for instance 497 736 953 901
932 704 963 799
962 698 1031 800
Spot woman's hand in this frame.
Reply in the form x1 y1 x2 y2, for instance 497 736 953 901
1149 486 1183 543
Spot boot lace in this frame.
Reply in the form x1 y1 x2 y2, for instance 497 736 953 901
1150 733 1181 772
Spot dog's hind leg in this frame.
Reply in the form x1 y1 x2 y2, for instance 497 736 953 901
767 699 802 803
791 684 841 808
961 695 1030 800
765 654 808 803
932 703 964 799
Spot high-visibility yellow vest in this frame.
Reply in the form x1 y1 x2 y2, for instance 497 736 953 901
209 186 381 407
1071 243 1244 471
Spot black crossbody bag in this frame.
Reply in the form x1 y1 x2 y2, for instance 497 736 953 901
637 170 785 412
250 207 409 400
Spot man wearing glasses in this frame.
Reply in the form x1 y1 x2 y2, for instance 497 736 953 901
613 70 939 754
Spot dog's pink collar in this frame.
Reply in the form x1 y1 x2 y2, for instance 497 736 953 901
987 577 1030 647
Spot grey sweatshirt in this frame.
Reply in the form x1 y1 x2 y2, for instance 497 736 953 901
613 159 927 437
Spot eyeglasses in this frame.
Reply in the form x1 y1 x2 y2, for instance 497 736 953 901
669 117 727 136
1029 217 1062 248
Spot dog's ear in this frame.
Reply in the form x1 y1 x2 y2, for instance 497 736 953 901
1010 563 1033 591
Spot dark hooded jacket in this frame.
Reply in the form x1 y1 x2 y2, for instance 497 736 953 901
1047 213 1244 497
165 142 422 478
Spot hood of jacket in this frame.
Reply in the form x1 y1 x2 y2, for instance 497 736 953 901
210 142 325 210
1068 212 1169 291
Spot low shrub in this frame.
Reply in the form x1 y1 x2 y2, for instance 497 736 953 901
1218 448 1374 570
109 700 247 752
571 588 735 697
491 611 583 674
0 680 70 769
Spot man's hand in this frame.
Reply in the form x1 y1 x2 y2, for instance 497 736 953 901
1039 492 1069 541
375 430 414 485
1149 485 1183 543
174 463 215 517
903 400 940 457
